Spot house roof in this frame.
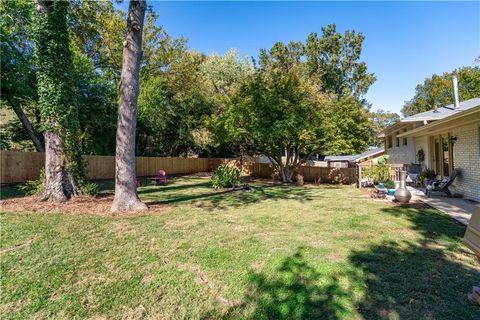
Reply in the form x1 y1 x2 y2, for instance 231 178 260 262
325 147 384 163
397 104 480 138
383 98 480 135
401 98 480 122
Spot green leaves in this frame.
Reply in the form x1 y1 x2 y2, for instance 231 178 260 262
401 65 480 116
211 163 242 189
304 24 376 98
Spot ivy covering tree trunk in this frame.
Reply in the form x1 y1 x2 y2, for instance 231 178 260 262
33 0 83 202
111 0 148 212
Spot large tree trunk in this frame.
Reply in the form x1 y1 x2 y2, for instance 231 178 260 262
269 146 314 183
41 131 80 202
8 98 45 152
34 0 82 202
111 0 148 212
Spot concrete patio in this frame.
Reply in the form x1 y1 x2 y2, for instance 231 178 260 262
408 187 479 225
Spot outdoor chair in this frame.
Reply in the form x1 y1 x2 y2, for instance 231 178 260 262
426 170 457 197
148 169 168 185
406 164 422 187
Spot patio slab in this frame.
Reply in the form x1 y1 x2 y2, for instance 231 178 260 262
408 187 479 226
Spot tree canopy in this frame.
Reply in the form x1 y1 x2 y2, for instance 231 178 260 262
401 65 480 117
2 2 376 170
212 30 375 181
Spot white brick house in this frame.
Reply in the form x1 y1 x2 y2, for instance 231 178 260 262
383 98 480 202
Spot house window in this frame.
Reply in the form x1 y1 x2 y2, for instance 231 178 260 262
387 136 392 149
396 132 400 147
403 128 408 145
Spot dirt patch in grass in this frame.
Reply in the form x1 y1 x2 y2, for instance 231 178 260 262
357 187 432 208
0 195 172 216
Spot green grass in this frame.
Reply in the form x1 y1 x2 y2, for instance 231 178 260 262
1 177 479 319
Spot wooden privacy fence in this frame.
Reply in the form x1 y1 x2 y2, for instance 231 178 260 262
1 150 357 185
0 150 232 184
245 163 357 184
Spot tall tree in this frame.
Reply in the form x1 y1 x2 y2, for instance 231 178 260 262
322 96 374 155
304 24 376 100
369 109 400 147
1 0 44 152
401 65 480 116
111 0 148 212
33 0 83 202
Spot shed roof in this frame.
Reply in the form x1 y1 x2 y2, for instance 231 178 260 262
325 147 384 163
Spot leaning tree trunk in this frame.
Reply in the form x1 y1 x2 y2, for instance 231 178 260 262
34 0 82 202
111 0 148 212
8 98 45 152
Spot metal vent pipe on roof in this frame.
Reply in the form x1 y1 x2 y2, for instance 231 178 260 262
453 76 460 110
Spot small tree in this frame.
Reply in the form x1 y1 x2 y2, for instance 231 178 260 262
222 43 330 182
111 0 148 212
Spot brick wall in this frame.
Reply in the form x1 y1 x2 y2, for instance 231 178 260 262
385 136 416 164
451 123 480 202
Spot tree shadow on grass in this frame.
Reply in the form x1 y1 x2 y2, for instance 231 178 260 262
137 181 211 194
349 239 480 319
380 203 470 250
348 203 480 320
206 247 348 319
143 185 317 210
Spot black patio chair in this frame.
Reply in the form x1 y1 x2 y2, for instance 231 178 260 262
426 170 457 197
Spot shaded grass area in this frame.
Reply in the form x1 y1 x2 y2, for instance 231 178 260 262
0 184 25 199
1 178 479 319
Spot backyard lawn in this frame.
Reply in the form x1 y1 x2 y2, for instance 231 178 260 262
1 177 479 319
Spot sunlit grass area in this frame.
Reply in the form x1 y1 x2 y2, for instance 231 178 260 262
1 177 479 319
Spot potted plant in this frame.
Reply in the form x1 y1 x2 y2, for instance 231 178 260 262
385 180 396 195
364 162 391 188
420 169 436 187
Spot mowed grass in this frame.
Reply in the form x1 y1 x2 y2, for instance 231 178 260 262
1 177 479 319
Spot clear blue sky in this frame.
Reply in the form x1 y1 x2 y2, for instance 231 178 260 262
123 1 480 115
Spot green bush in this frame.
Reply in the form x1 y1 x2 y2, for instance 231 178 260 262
211 163 241 189
81 182 99 196
364 163 391 184
19 169 98 197
385 180 395 189
420 169 436 180
19 169 46 196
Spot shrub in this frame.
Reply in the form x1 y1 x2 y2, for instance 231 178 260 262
81 182 99 196
19 169 98 197
364 163 391 184
385 180 395 189
420 169 436 180
19 169 46 196
211 163 241 189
